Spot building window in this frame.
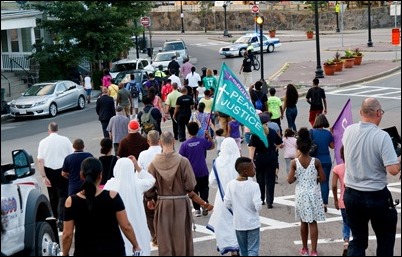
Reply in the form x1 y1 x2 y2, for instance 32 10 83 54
10 29 19 52
1 30 8 52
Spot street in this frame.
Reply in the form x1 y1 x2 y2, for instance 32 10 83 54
1 29 400 256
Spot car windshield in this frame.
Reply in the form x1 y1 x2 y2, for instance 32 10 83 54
163 42 184 51
234 36 252 44
24 84 55 96
114 71 143 85
154 53 174 62
110 63 138 72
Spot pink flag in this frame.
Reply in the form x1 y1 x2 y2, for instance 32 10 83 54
332 99 353 164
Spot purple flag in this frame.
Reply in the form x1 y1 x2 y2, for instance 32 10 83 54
332 99 353 164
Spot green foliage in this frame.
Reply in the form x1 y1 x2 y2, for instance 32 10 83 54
29 1 152 79
304 1 328 11
198 1 214 33
323 59 335 66
343 49 354 59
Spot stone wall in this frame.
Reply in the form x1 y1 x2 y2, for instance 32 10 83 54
149 6 399 32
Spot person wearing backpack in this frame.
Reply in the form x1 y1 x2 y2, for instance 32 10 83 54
250 81 268 112
138 96 162 135
144 73 160 96
126 73 141 117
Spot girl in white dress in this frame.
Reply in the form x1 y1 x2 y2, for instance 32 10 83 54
287 127 326 256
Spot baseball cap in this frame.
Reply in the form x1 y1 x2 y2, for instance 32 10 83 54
128 120 140 132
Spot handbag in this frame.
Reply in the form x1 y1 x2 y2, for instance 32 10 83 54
309 129 318 157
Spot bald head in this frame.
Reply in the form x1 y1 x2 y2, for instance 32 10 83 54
160 131 175 146
360 97 383 125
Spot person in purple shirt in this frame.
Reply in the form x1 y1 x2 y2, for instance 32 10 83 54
179 122 215 217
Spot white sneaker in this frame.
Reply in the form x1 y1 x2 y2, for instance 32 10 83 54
194 210 201 217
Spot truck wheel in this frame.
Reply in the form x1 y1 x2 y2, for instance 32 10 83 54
34 222 60 256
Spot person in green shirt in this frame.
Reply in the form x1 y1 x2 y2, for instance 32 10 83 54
267 87 283 136
202 69 218 91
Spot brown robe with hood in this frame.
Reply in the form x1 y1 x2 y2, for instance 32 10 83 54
146 151 197 256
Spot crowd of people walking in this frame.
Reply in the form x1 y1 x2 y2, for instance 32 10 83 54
34 58 400 256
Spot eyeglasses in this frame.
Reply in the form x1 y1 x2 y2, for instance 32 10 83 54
377 109 385 115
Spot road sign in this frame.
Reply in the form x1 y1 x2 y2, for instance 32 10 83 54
251 4 259 14
140 16 151 27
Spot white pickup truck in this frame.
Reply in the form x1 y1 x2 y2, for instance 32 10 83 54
1 149 60 256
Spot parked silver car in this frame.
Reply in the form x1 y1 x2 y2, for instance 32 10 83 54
9 80 86 118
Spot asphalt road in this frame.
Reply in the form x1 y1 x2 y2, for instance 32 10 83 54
1 29 400 256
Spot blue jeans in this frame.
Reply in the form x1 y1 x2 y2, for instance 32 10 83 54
340 208 351 241
344 187 397 256
285 106 297 132
235 227 260 256
319 162 332 205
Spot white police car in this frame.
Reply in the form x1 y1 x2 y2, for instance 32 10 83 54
219 33 281 58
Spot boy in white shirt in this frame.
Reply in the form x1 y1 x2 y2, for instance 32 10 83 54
224 157 262 256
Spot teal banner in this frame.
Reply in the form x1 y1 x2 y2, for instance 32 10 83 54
213 62 268 147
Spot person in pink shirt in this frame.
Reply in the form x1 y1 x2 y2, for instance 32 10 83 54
180 57 193 80
102 68 112 88
331 145 351 256
282 128 297 175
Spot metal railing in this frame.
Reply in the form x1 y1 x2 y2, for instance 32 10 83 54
8 57 34 87
1 73 11 97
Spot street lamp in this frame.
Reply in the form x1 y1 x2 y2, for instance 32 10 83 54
314 2 324 78
180 1 185 33
223 1 230 37
335 1 340 32
367 0 373 47
256 16 264 82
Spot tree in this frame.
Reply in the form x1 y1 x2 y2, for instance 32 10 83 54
198 1 214 33
30 1 152 87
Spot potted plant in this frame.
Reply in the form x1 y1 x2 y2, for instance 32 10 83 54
269 28 276 38
323 59 336 75
341 49 355 68
352 48 363 65
333 51 344 72
306 28 314 39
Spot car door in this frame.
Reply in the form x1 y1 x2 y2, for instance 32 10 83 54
251 36 260 53
55 82 70 111
1 183 25 255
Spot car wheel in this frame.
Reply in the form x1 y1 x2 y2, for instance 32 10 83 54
49 103 58 117
77 96 85 109
267 44 275 53
239 48 247 57
33 221 60 256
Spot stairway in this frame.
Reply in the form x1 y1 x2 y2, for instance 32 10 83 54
1 72 29 102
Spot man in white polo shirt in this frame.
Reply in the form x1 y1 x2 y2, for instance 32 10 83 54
37 122 73 232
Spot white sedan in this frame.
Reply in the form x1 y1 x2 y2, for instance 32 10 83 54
219 33 281 58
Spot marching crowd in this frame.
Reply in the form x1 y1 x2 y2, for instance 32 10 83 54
36 56 400 256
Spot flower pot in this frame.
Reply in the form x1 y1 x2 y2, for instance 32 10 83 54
353 55 363 65
334 61 343 72
323 64 335 75
343 58 355 68
269 31 276 38
306 32 314 39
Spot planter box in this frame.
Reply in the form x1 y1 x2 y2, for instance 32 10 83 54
354 55 363 65
343 58 355 68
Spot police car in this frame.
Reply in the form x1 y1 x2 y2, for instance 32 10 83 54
219 33 281 58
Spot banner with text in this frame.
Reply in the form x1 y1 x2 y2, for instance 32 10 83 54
332 98 353 164
213 62 268 147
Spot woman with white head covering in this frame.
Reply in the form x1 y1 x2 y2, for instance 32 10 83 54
103 157 155 256
207 137 240 256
